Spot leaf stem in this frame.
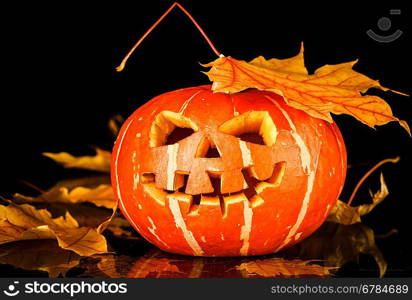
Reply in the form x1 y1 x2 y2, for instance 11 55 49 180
347 157 400 206
17 179 46 194
116 2 221 72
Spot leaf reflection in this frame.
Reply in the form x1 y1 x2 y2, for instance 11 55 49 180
0 240 81 277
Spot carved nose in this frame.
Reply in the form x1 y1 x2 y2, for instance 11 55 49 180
185 160 247 195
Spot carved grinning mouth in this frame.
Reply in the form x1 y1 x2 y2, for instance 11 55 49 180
140 110 289 217
141 163 286 217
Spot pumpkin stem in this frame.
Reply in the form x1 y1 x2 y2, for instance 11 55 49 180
347 156 399 206
116 2 221 72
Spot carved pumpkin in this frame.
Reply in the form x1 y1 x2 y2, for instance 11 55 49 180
112 85 347 256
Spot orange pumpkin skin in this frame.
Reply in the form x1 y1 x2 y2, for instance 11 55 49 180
112 85 347 257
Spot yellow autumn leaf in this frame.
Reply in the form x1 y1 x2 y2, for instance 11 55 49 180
14 184 116 209
203 44 410 134
249 44 308 75
0 201 108 256
236 258 333 277
14 177 120 236
43 148 111 172
327 173 389 225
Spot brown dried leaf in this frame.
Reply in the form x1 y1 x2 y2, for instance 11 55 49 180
236 258 333 277
327 200 361 225
0 201 108 256
203 45 410 134
290 222 387 277
327 173 389 225
14 184 116 209
43 148 111 172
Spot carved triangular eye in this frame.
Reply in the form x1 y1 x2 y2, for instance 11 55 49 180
150 111 198 147
166 127 195 145
237 132 265 145
218 111 278 146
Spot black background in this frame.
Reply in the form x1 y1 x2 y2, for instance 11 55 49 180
2 1 411 276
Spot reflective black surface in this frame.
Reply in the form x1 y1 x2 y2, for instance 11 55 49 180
0 214 409 278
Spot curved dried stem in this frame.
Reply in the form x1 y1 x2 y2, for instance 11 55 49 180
17 179 46 194
116 2 221 72
347 157 400 206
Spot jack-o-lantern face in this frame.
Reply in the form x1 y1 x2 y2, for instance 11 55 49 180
112 85 347 257
143 110 297 214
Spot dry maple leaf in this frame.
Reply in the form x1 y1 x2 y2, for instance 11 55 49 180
43 148 111 172
291 222 387 277
327 200 361 225
328 172 389 225
13 176 119 237
0 201 108 256
203 44 410 135
236 257 333 277
14 184 116 209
